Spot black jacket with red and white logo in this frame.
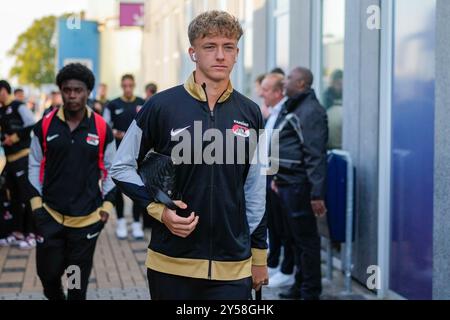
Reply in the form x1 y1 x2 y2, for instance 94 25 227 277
28 106 117 221
111 73 268 281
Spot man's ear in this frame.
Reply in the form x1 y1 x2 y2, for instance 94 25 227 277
188 47 196 62
235 47 240 63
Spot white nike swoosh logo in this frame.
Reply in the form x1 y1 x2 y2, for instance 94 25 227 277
47 134 59 142
87 232 100 240
171 126 191 137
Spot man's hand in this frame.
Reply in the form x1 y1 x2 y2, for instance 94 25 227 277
113 129 125 140
2 135 14 147
270 180 279 194
161 201 199 238
252 266 269 291
311 200 327 218
99 210 110 223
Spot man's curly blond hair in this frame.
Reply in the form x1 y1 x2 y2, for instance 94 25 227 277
188 10 243 45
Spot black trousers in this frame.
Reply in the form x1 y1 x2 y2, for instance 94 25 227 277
278 183 322 299
147 269 252 300
266 177 294 274
115 191 144 223
5 157 34 234
0 172 13 238
35 208 104 300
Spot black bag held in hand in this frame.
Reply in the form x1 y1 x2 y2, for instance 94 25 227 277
138 151 179 211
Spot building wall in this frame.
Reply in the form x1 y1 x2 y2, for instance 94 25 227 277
342 0 380 284
434 0 450 300
100 28 144 98
86 0 145 98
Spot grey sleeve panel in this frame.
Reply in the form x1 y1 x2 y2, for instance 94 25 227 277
28 135 42 196
111 120 145 187
102 138 117 197
103 107 112 127
18 104 36 127
244 140 267 235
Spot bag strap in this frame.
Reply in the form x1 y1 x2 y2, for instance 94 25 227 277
93 112 108 181
39 109 58 184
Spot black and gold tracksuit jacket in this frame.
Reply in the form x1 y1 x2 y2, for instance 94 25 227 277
28 106 117 228
111 73 268 281
0 99 36 163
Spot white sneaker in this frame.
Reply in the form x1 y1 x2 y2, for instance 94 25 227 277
268 266 280 277
116 218 128 239
267 271 295 288
132 222 144 240
18 238 35 250
7 233 24 246
0 238 9 247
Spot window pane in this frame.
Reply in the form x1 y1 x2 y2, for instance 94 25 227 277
275 13 289 71
321 0 345 150
276 0 290 12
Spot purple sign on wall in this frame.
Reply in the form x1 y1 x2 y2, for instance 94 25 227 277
120 2 145 27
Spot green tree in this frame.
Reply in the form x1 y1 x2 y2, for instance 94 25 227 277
8 15 57 86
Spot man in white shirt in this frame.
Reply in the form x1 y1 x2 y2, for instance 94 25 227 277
260 73 295 288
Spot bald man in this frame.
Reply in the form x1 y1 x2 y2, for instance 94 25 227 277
272 67 328 300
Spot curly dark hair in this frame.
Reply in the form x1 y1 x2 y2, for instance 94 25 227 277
0 80 12 95
56 63 95 91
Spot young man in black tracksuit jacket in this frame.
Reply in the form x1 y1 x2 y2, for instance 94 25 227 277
28 64 117 300
0 80 36 249
103 74 146 240
111 11 268 300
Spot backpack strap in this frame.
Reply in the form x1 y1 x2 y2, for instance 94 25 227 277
93 112 108 181
39 109 58 184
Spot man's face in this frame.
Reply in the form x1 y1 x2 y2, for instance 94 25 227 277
261 78 282 107
51 92 62 106
333 78 343 93
0 88 9 104
99 84 107 97
190 35 239 82
60 79 90 113
121 79 135 98
284 70 304 98
146 88 154 99
255 82 263 98
15 91 25 102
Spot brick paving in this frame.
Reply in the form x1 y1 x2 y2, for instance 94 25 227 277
0 207 376 300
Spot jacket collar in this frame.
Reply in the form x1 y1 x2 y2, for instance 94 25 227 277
57 105 92 123
121 96 136 103
183 72 233 104
286 89 316 112
120 96 136 103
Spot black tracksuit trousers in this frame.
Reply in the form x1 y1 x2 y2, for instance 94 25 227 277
267 177 295 274
147 269 253 300
35 208 104 300
278 183 322 300
5 157 34 235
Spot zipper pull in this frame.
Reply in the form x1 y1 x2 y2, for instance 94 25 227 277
210 110 215 121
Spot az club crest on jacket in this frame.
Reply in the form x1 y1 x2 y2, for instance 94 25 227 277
86 133 100 146
232 120 250 138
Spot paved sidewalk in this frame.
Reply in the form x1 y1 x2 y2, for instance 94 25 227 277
0 214 376 300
